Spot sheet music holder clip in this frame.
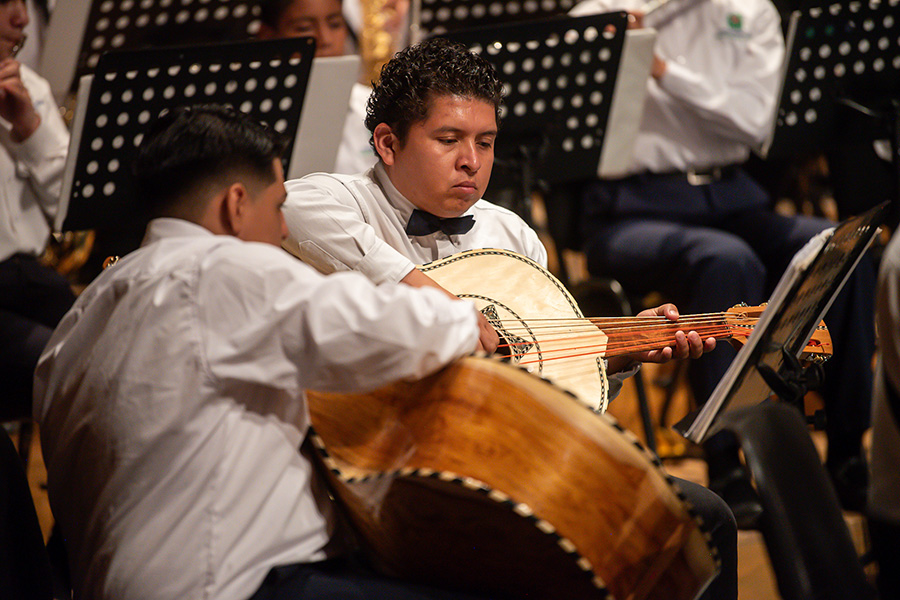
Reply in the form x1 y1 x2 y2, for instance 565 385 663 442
757 347 826 428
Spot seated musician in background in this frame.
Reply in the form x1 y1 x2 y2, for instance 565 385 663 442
33 104 500 600
282 37 738 600
257 0 407 174
569 0 877 526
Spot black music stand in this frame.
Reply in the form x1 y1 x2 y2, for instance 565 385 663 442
676 201 888 443
40 0 261 100
759 1 900 224
411 0 579 41
442 12 654 218
60 37 316 277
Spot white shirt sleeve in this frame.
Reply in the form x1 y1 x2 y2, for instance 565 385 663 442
654 5 784 147
282 174 416 284
3 66 70 230
199 246 478 393
570 0 785 170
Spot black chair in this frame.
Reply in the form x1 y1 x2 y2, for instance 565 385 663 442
718 402 876 600
0 429 53 600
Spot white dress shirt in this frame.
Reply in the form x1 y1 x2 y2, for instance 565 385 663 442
570 0 784 175
282 161 548 284
334 82 378 175
281 164 640 401
34 218 478 600
0 64 70 261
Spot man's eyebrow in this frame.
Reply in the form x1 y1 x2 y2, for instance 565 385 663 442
285 16 316 25
430 126 498 136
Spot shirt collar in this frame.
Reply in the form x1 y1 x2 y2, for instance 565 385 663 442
371 161 478 226
372 162 419 225
142 218 215 246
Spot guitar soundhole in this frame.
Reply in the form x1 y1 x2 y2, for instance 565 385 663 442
482 305 533 362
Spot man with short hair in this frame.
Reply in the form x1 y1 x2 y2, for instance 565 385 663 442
282 38 737 600
34 104 489 600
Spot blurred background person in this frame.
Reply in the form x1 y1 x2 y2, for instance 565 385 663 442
258 0 409 175
0 0 72 422
568 0 877 527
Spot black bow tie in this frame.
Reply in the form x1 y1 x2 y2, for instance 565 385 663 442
405 209 475 236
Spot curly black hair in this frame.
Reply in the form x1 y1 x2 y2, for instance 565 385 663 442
365 37 503 149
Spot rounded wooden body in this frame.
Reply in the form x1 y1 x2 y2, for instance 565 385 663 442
307 357 717 600
421 249 611 412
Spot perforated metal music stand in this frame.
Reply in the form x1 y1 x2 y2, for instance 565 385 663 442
760 0 900 159
442 12 653 188
677 201 888 443
410 0 578 42
41 0 261 100
60 37 316 263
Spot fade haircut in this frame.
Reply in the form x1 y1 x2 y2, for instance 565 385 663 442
133 104 286 218
365 37 504 149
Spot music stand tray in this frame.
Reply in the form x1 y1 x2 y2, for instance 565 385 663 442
677 201 888 443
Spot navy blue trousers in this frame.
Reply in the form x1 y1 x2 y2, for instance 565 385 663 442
0 254 75 421
579 170 876 463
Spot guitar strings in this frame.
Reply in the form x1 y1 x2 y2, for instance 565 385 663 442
504 327 738 364
489 313 754 364
490 314 826 365
493 311 737 328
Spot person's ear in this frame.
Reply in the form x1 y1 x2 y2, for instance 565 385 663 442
222 182 250 236
373 123 399 165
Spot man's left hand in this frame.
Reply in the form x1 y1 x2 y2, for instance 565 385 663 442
607 303 716 373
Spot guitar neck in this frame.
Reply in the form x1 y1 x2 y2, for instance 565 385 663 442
590 314 736 358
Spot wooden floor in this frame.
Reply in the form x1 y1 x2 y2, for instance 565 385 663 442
14 364 873 600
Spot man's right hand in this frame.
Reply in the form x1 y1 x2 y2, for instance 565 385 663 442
0 57 40 142
475 310 499 354
401 266 499 354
